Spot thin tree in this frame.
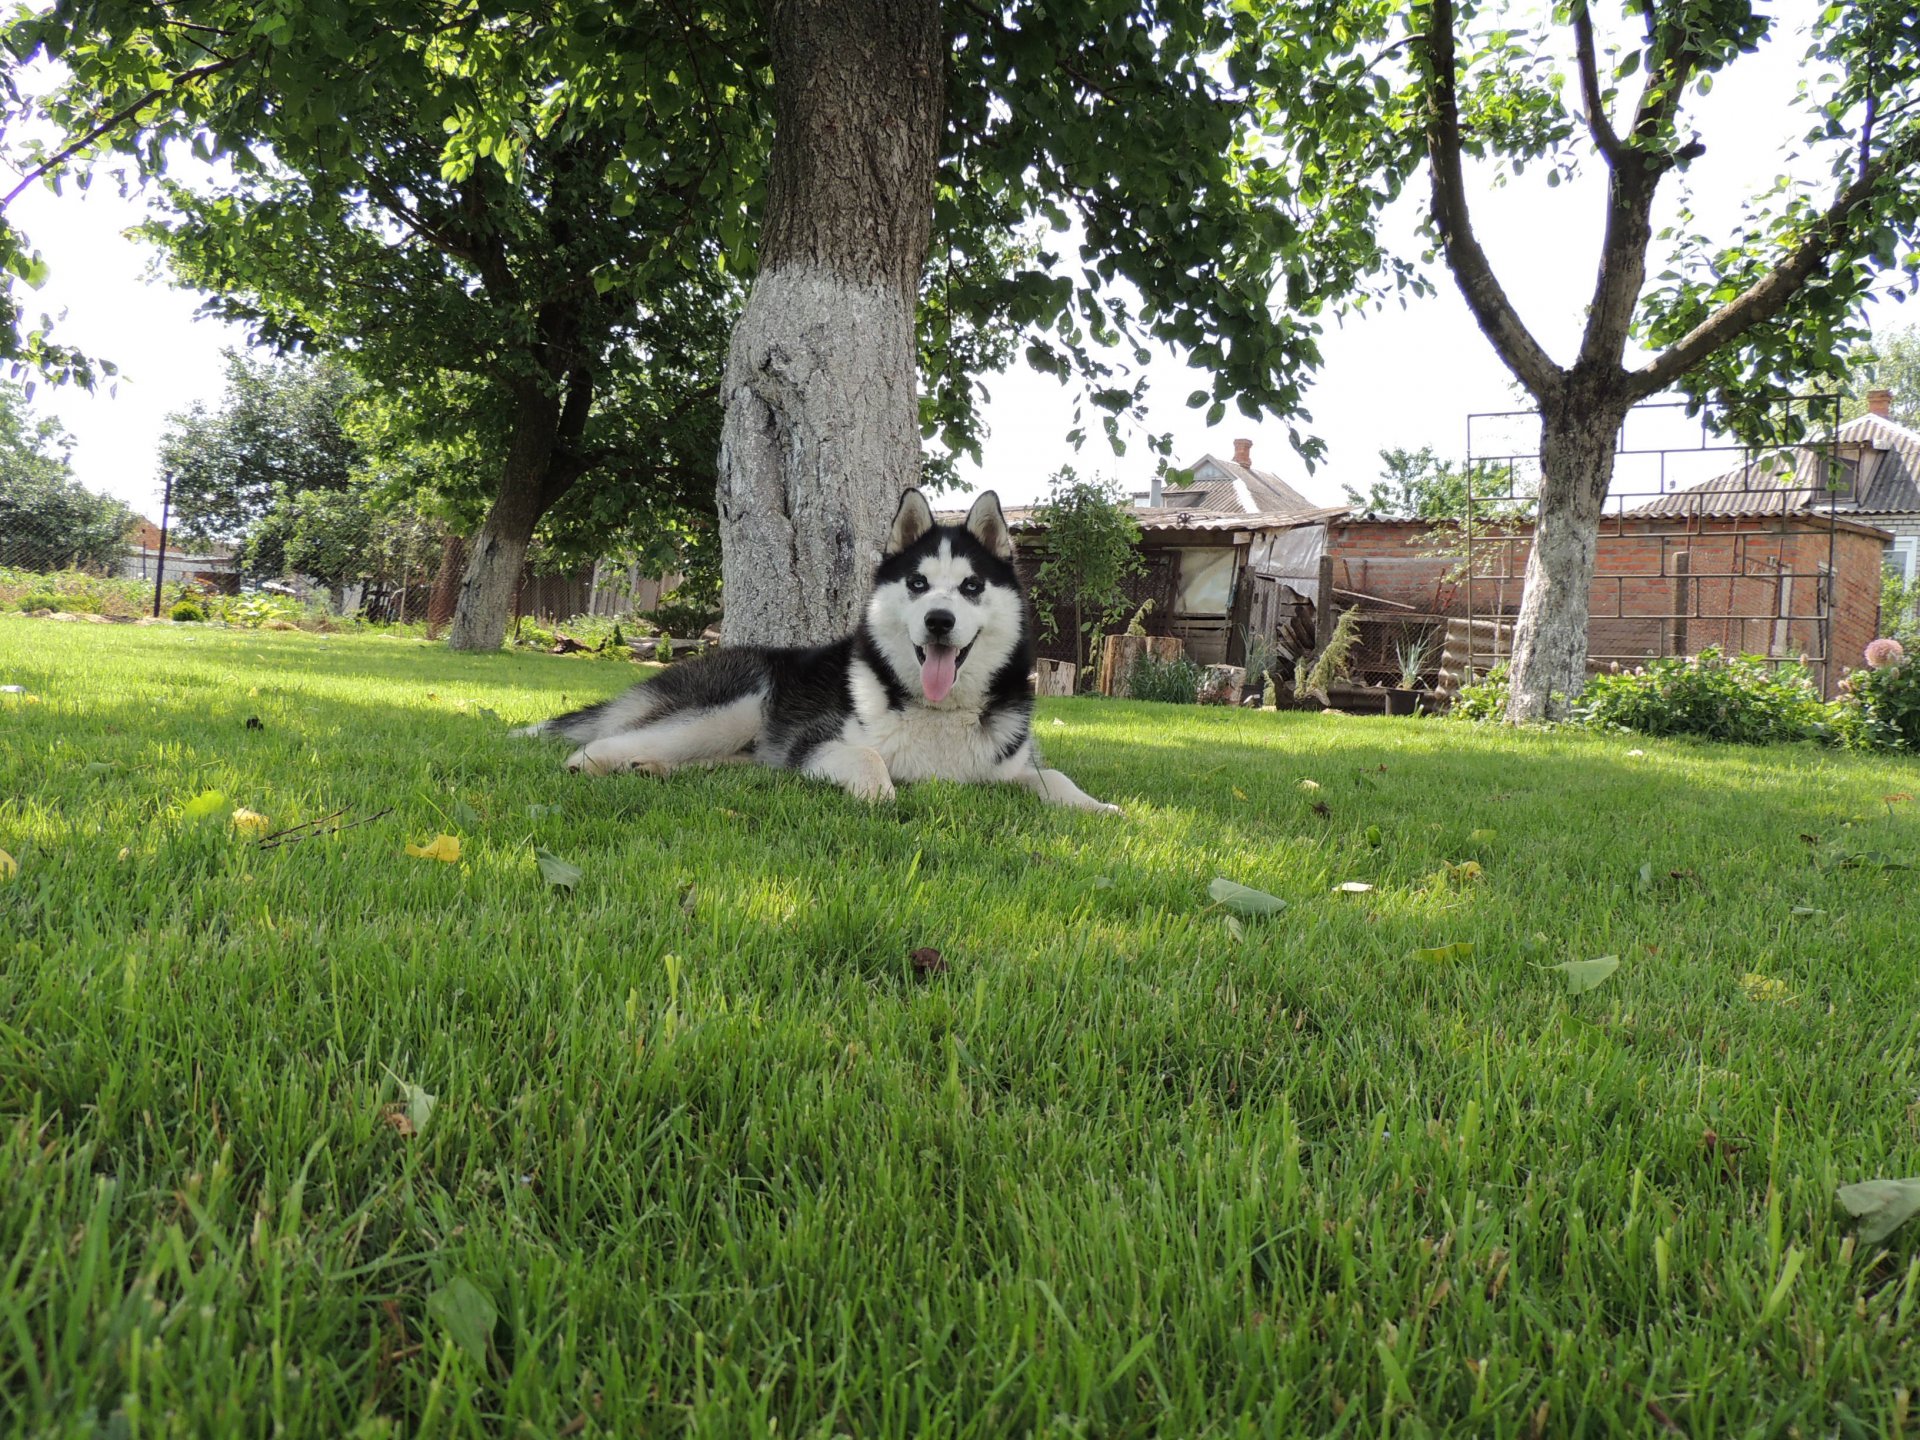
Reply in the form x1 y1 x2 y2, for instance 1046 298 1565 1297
1029 470 1145 677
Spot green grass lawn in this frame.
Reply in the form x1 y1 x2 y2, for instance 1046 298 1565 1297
4 618 1920 1438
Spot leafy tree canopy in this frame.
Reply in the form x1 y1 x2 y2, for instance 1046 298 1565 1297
1029 468 1146 670
1844 325 1920 426
0 380 131 570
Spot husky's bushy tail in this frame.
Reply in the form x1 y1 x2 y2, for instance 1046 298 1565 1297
515 648 774 743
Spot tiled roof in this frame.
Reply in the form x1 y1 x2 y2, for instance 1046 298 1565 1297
1630 411 1920 518
956 504 1349 535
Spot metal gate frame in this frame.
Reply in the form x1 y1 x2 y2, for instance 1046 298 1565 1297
1461 395 1846 691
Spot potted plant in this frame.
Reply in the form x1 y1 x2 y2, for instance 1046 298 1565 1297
1386 627 1436 715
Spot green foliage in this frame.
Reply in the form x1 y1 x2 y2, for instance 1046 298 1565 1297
1029 469 1144 672
214 593 304 629
1833 649 1920 752
18 589 101 613
1345 448 1475 519
1882 569 1920 648
159 353 362 563
1573 650 1832 746
1393 626 1438 689
168 598 206 623
1450 663 1512 722
0 566 185 618
1126 651 1204 704
1843 325 1920 426
1236 622 1278 683
1300 607 1362 696
13 0 752 637
0 381 132 571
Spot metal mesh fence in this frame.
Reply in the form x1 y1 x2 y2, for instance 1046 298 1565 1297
1 501 692 636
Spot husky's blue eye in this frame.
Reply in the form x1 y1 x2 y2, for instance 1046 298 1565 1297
906 575 930 594
960 577 985 598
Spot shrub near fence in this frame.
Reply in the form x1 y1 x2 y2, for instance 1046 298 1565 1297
0 566 183 618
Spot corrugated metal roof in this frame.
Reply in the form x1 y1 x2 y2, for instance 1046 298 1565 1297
1630 411 1920 518
985 504 1348 535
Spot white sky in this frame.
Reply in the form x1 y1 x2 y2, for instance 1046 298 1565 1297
4 0 1911 522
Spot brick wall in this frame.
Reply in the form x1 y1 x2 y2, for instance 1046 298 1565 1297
1326 515 1887 695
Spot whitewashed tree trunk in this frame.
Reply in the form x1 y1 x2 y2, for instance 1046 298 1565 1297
718 272 919 644
715 0 942 647
1505 401 1627 721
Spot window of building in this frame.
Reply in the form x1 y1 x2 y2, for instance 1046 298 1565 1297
1887 536 1919 584
1173 547 1236 615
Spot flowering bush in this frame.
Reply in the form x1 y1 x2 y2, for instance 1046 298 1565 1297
1449 663 1511 721
1566 649 1830 744
1864 637 1905 669
1833 640 1920 751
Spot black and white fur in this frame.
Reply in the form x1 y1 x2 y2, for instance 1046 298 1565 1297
517 490 1120 812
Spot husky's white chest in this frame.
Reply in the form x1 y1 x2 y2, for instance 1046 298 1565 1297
846 662 1024 782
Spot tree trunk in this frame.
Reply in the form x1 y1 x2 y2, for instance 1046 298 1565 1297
715 0 943 647
1505 395 1628 721
445 370 591 651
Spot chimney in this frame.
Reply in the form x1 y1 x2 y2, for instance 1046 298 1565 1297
1148 470 1162 506
1232 437 1253 467
1867 388 1893 418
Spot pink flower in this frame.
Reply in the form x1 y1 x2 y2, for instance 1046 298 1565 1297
1864 638 1906 670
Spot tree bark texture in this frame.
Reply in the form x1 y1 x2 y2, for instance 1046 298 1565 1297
716 0 942 647
445 369 592 651
1504 397 1628 721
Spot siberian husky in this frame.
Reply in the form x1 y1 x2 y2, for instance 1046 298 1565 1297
517 490 1120 813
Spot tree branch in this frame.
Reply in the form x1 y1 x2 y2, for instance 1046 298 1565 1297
1630 128 1920 399
1570 0 1627 167
1421 0 1560 397
1 51 251 211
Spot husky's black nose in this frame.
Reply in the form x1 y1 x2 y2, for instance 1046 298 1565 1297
923 609 955 639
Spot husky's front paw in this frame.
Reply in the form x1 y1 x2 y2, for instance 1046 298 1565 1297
844 770 897 804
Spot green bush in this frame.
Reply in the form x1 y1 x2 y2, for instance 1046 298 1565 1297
1832 642 1920 751
1449 663 1510 721
16 590 100 613
1572 649 1830 745
214 592 304 628
169 599 207 623
1127 652 1204 703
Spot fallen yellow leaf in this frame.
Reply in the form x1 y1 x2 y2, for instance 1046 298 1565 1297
1232 787 1248 801
406 833 462 864
0 849 16 880
1740 972 1793 1004
1297 779 1321 792
230 807 270 835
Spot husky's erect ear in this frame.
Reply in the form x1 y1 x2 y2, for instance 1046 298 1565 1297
964 490 1015 561
887 489 936 555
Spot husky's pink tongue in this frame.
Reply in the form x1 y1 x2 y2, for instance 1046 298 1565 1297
920 645 959 703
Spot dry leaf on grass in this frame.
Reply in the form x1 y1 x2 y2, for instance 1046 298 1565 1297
230 807 270 835
406 834 462 863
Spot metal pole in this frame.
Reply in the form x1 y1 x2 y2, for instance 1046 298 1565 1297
151 469 174 618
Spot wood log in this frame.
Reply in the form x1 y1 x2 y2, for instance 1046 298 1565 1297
1097 633 1183 696
1034 657 1077 696
1198 664 1246 706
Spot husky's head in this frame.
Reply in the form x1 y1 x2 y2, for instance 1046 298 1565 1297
867 489 1025 708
